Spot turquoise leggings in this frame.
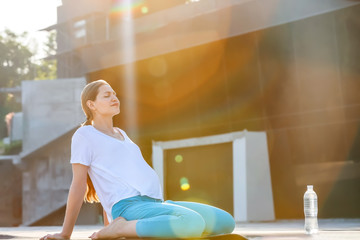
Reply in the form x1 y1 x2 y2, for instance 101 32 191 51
111 195 235 238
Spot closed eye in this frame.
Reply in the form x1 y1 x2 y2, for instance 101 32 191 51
104 91 116 97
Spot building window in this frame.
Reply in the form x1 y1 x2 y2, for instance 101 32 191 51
73 19 87 46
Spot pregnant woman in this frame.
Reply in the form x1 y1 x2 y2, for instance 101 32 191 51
40 80 235 240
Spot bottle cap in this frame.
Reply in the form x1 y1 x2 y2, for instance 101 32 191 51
307 185 313 190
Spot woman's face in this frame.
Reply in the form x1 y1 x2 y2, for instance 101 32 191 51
88 84 120 117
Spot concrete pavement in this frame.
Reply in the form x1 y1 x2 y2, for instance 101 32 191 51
0 219 359 240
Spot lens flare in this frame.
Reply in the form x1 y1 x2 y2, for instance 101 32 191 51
110 0 145 17
180 177 190 191
141 6 148 14
181 183 190 191
175 154 183 163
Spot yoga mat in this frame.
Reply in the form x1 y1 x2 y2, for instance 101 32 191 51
121 233 247 240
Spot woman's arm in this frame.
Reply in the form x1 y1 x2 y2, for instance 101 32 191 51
61 164 89 237
40 164 88 240
103 210 109 226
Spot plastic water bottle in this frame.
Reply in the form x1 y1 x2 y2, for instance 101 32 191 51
304 185 319 234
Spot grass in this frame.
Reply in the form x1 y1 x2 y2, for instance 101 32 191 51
0 139 4 154
1 139 22 155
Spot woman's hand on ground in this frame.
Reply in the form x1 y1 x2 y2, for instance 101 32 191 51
39 233 70 240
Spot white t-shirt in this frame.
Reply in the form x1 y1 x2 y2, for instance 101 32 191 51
70 125 163 222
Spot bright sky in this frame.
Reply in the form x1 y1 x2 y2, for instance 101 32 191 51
0 0 62 58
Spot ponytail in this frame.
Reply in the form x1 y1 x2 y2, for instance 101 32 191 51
79 80 109 203
80 116 99 202
81 117 92 127
85 174 100 203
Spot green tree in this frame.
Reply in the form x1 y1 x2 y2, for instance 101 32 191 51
0 29 35 88
0 29 58 140
35 30 57 80
0 29 36 139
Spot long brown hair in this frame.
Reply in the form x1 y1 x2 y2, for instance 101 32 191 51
80 79 109 203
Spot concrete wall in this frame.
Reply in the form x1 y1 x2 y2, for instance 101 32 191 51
57 0 111 24
21 78 86 156
55 0 360 77
0 161 22 226
22 137 72 225
10 112 23 142
20 78 90 225
22 133 103 226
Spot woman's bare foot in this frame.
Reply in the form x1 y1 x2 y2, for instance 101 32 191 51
89 217 138 239
89 232 100 240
